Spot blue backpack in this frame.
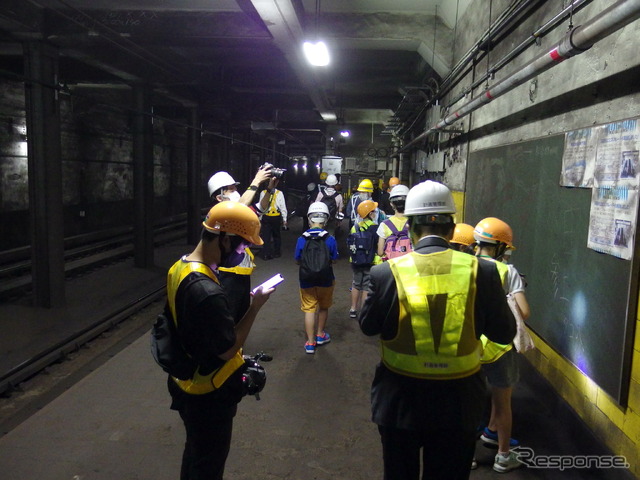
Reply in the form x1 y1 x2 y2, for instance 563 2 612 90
347 223 377 266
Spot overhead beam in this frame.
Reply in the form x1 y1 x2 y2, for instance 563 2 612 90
249 0 333 121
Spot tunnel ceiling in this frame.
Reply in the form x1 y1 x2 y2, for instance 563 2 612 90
0 0 457 151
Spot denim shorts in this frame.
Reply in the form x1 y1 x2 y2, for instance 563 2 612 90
482 348 520 388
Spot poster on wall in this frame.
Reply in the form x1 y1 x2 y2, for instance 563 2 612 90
560 127 599 187
587 118 640 260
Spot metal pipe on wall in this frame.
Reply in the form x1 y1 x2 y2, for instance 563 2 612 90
401 0 640 152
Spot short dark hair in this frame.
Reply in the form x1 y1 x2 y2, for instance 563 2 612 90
409 218 455 239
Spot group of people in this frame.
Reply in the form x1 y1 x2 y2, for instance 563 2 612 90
160 165 534 480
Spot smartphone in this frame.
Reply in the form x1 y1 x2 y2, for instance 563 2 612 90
252 273 284 294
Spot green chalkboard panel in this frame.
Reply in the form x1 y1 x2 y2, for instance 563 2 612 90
466 135 637 403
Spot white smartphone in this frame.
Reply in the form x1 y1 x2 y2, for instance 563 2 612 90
252 273 284 294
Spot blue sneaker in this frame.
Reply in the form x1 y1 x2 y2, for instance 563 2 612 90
480 427 519 447
305 342 316 354
316 331 331 345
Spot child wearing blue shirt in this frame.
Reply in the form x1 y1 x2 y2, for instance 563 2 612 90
294 202 339 354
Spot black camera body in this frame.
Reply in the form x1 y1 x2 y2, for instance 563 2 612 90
241 352 272 400
261 162 287 179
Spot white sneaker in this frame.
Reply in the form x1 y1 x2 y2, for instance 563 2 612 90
493 451 522 473
471 458 478 470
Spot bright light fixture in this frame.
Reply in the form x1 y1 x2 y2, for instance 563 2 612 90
340 130 350 138
303 41 330 66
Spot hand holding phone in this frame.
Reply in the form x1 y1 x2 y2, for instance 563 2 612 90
252 273 284 295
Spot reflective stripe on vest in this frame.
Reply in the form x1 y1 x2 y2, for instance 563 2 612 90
218 248 256 275
167 258 244 394
480 260 513 364
383 250 482 380
265 190 281 216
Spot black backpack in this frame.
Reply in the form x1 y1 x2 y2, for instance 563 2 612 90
320 191 339 219
347 223 377 266
150 302 199 380
299 230 333 283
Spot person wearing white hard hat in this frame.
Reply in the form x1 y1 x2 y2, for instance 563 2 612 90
294 201 339 354
207 164 272 208
358 180 516 480
315 173 344 235
376 184 412 261
206 164 272 324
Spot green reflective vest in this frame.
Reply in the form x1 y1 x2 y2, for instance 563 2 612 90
383 249 482 380
479 259 514 364
167 257 244 395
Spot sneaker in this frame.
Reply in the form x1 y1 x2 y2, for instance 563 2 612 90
493 451 522 473
471 458 478 470
349 309 357 318
316 331 331 345
480 427 519 447
305 342 316 354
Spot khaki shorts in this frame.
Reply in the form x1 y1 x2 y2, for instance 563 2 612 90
300 283 335 312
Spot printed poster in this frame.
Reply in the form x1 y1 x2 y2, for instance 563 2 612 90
587 119 640 260
561 127 599 187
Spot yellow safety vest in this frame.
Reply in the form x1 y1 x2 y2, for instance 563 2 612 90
166 257 244 395
218 248 255 276
479 259 514 364
265 190 281 216
383 250 482 380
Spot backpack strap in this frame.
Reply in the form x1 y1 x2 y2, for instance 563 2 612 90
384 218 399 235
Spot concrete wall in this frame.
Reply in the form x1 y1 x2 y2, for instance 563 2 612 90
439 0 640 475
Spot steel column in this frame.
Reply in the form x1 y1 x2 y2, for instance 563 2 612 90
132 85 154 267
24 42 65 308
187 108 201 245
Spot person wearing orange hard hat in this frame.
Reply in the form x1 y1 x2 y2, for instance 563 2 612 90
346 178 387 229
474 216 532 473
450 222 476 255
165 201 275 480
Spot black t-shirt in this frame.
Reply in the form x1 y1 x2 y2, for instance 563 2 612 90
168 272 243 411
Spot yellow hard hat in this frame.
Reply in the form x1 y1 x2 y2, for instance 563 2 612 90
357 179 374 193
357 200 378 218
319 172 328 181
388 177 400 188
473 217 514 248
451 223 475 246
203 202 263 245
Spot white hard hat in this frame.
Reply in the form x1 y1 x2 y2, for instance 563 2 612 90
307 201 330 217
404 180 456 216
208 171 239 197
389 184 410 199
325 174 338 186
307 182 316 192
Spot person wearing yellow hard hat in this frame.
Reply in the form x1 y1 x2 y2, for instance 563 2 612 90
474 217 532 473
345 178 387 229
165 201 276 480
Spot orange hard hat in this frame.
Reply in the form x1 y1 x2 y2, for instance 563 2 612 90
473 217 514 248
357 200 378 218
451 223 475 246
388 177 400 188
203 202 263 245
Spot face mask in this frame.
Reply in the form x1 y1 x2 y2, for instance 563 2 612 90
225 191 241 202
309 215 327 225
359 192 371 201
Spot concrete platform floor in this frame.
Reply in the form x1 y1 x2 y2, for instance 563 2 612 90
0 218 633 479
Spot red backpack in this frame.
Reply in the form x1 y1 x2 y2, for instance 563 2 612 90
383 219 412 260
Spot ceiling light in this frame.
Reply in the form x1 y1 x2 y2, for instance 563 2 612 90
340 130 350 138
303 41 330 66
